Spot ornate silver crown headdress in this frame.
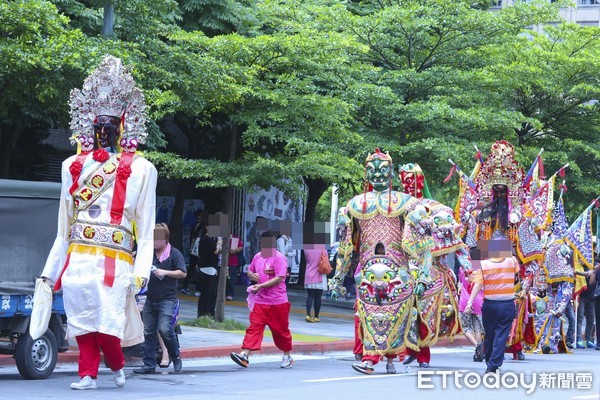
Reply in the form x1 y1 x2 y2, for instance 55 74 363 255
68 55 147 152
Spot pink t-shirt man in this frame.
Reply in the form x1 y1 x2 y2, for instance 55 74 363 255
249 250 288 305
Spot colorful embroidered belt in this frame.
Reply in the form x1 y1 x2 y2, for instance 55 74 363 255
69 220 135 254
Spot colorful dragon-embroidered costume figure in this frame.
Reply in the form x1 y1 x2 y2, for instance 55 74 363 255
330 150 434 374
41 56 157 388
534 189 598 354
449 141 555 355
399 164 469 346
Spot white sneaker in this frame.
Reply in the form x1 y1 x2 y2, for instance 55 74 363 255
280 355 294 369
70 375 97 390
194 292 201 297
113 369 126 388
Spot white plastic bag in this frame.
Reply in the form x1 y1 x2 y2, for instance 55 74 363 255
121 290 144 347
29 278 53 340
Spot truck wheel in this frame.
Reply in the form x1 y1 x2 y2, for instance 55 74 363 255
15 330 58 380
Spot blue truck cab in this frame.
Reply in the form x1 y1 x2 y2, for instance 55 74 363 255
0 179 68 379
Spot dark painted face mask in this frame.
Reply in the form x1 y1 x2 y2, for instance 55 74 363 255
94 116 120 149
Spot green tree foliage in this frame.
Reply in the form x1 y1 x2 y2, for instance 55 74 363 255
145 28 366 220
0 0 92 177
178 0 257 36
475 22 600 220
4 0 600 223
50 0 104 35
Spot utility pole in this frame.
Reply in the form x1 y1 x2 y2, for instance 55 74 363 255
330 184 338 244
215 123 240 321
214 212 230 322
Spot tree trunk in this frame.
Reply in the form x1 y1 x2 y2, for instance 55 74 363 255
0 124 22 178
169 181 186 251
214 219 230 322
102 1 115 38
215 123 239 321
304 178 329 222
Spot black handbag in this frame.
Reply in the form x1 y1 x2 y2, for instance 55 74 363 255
237 252 247 267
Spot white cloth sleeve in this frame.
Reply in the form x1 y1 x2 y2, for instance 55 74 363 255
132 159 158 280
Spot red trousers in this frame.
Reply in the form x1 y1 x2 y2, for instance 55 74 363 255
75 332 124 378
242 302 292 352
407 346 430 363
506 342 523 359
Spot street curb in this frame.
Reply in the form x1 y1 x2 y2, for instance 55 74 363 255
179 295 356 319
0 336 471 367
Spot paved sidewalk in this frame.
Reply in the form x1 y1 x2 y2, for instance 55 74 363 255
0 288 469 367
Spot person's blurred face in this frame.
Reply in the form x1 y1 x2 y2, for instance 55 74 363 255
260 236 276 257
481 239 512 258
154 229 168 250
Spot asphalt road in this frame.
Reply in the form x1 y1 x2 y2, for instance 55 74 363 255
3 347 600 400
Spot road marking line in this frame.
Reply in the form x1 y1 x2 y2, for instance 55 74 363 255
304 373 417 382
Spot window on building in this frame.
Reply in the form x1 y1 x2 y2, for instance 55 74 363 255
577 21 600 26
580 0 600 5
491 0 502 6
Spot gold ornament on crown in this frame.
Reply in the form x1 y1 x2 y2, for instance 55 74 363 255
68 55 148 152
365 148 393 164
473 140 525 206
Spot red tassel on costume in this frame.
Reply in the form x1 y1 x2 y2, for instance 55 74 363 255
363 181 370 214
53 253 71 291
69 153 90 194
443 165 457 184
110 153 134 224
104 256 116 287
388 174 392 213
558 167 566 177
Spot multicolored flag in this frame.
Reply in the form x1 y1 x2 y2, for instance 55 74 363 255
564 202 595 296
523 153 544 192
551 196 568 239
564 203 594 270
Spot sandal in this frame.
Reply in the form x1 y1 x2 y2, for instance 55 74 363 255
159 360 171 368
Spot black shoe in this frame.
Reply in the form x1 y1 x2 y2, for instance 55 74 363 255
596 345 600 351
516 351 525 360
402 355 417 365
133 366 155 374
419 362 430 368
173 357 182 372
485 367 499 374
230 352 249 367
351 362 374 375
474 342 484 362
566 342 574 349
